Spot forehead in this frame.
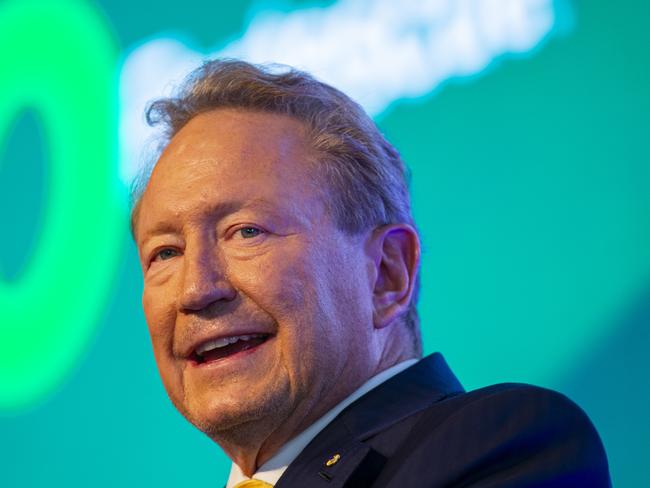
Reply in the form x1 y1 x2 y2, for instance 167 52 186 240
154 108 314 181
135 109 325 238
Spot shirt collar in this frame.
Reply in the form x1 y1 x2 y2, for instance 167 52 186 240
226 358 419 487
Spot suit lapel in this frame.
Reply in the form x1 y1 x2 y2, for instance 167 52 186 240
275 353 463 488
274 419 386 488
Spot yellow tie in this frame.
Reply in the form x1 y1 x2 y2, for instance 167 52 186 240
233 480 274 488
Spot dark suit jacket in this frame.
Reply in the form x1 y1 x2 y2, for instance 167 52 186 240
275 353 611 487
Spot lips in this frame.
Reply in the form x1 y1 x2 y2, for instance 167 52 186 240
188 333 272 364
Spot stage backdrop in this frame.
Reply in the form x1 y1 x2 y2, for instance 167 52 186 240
1 0 648 486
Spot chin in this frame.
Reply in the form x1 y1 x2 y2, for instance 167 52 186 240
180 389 293 443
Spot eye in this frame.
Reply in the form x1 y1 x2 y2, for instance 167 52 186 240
152 248 180 262
236 226 265 239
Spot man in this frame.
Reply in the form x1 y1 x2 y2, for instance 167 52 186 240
132 59 611 487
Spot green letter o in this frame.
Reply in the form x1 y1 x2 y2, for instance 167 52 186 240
0 0 124 411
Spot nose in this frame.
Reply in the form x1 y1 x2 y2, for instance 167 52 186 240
178 244 237 312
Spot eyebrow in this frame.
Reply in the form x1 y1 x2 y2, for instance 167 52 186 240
137 198 280 245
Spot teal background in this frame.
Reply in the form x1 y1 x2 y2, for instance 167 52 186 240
1 0 648 486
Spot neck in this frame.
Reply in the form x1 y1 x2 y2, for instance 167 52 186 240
211 371 365 476
214 341 415 476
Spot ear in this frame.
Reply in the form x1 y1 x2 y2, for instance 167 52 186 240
365 224 421 330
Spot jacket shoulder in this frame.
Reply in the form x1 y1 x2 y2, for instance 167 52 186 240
449 382 599 428
372 383 611 487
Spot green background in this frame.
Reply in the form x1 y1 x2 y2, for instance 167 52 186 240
1 0 648 486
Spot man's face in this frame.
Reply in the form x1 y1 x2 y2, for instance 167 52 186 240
136 109 379 438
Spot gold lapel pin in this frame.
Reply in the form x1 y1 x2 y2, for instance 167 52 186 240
325 453 341 467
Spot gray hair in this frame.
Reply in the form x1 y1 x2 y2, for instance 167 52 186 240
131 59 422 356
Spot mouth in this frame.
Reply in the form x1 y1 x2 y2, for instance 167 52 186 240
189 333 272 365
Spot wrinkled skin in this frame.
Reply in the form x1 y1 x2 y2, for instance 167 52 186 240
135 109 420 474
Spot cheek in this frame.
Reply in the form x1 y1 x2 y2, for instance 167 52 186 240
142 287 185 402
233 248 314 322
142 286 177 349
234 248 330 365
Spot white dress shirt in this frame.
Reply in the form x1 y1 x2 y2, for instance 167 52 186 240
226 359 419 487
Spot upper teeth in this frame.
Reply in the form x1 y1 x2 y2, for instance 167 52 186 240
195 334 265 356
